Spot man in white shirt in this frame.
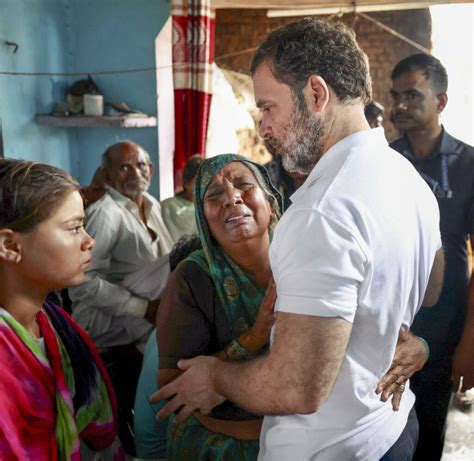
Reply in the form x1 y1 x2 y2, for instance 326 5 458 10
153 19 444 460
69 140 173 455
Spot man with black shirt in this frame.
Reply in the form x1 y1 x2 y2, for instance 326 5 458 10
390 53 474 461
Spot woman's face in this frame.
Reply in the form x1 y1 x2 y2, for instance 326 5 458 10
15 190 95 291
203 162 272 250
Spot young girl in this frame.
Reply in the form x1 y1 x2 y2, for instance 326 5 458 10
0 159 123 460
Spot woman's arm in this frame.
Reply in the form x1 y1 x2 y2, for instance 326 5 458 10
221 278 276 361
376 329 428 410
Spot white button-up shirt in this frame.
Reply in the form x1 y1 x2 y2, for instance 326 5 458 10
70 188 173 348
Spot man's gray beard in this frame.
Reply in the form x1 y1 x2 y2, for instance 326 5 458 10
265 107 326 176
124 178 150 198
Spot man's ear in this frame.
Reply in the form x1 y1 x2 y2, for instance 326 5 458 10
0 228 22 263
102 168 113 186
307 75 330 113
436 92 448 114
148 162 155 178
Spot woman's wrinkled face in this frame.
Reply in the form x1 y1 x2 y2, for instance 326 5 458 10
15 190 95 291
203 162 272 251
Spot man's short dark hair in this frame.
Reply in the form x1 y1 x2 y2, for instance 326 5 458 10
250 18 372 106
391 53 448 93
364 100 384 119
182 155 204 184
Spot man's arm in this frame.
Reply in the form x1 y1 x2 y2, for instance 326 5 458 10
422 247 445 307
153 311 352 422
451 235 474 391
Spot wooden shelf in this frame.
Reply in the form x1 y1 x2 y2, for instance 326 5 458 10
35 114 157 128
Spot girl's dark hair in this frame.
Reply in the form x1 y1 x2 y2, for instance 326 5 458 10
0 159 79 232
183 155 205 184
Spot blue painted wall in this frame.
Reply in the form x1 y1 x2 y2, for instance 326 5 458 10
0 0 170 197
0 0 73 171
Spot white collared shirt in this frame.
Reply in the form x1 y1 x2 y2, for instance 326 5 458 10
70 188 173 348
260 128 441 460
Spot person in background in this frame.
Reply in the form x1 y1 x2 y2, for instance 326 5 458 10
133 235 201 460
69 140 173 455
389 53 474 460
161 155 203 242
0 159 123 460
264 154 307 211
365 100 385 128
80 166 107 208
153 19 443 460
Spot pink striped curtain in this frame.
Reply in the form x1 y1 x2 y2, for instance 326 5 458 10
172 0 215 186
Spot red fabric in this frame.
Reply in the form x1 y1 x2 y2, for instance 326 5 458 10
172 0 215 184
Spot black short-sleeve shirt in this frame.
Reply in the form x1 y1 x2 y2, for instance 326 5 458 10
390 128 474 347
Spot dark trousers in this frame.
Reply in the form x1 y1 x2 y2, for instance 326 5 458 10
410 355 453 461
380 406 419 461
408 287 465 461
100 344 143 457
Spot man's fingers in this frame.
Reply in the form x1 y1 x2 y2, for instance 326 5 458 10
157 395 184 420
379 380 406 410
150 380 178 403
177 358 195 371
199 405 213 416
376 369 402 394
381 378 404 402
391 389 403 411
173 405 195 424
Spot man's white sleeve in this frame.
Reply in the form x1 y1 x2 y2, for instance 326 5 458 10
273 209 368 323
69 204 148 318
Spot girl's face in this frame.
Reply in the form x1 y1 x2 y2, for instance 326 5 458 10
14 190 95 291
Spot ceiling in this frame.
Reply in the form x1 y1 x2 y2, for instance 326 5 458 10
211 0 473 14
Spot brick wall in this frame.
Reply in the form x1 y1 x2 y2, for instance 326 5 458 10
215 8 432 142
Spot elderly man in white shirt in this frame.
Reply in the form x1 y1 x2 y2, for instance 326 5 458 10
69 140 173 455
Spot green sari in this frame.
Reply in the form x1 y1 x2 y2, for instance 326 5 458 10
167 154 282 461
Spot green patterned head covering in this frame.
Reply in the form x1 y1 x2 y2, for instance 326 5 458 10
187 154 283 337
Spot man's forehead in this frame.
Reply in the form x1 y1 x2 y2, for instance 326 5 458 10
253 62 289 100
111 145 147 165
391 68 431 90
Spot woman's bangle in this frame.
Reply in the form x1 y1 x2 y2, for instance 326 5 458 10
416 336 430 361
224 339 259 361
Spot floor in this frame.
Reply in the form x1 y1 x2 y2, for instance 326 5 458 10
442 392 474 461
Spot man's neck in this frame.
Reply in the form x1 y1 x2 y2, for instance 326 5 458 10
132 193 144 209
406 123 443 160
321 104 371 156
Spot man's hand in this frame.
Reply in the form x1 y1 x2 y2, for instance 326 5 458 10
452 238 474 392
150 356 225 424
376 329 428 411
452 334 474 392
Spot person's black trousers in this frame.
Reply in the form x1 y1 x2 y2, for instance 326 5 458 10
380 406 419 461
